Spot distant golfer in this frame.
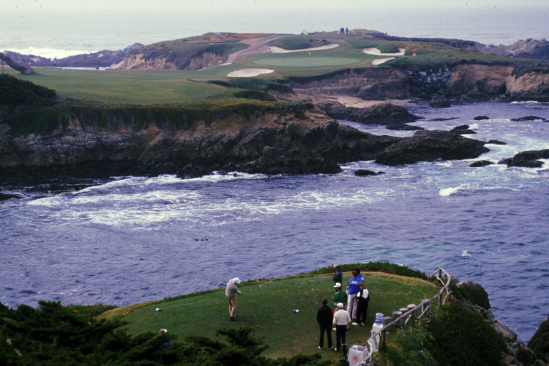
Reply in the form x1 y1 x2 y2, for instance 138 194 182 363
225 277 241 321
413 49 417 57
332 265 342 285
333 302 351 352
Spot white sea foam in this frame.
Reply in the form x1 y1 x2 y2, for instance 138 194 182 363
461 250 471 257
439 183 472 196
2 47 93 60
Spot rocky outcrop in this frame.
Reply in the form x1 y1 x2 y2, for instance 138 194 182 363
456 280 491 309
112 53 178 71
499 149 549 168
354 169 384 176
451 124 476 134
430 95 451 108
529 317 549 363
55 43 143 68
374 130 489 166
451 279 545 366
287 68 411 99
316 100 421 130
0 107 402 184
470 160 494 167
477 39 549 60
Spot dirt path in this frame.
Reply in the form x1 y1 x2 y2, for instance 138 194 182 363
226 36 282 63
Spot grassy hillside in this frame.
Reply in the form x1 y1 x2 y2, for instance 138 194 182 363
4 32 541 105
101 272 438 363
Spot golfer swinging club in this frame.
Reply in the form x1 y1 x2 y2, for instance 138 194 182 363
225 277 241 321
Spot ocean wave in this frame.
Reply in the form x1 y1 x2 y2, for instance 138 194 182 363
2 47 93 60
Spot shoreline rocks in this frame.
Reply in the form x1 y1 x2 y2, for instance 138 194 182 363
375 130 489 166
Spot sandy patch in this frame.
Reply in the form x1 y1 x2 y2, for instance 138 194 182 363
363 47 406 56
371 57 395 66
227 68 274 77
269 44 340 54
336 96 412 108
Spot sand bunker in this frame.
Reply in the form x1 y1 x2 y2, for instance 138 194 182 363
371 57 395 66
227 68 274 77
363 47 406 56
269 44 339 54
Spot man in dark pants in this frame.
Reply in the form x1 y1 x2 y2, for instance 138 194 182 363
316 297 333 350
333 302 351 352
332 265 342 285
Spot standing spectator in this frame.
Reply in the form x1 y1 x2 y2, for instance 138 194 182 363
225 277 241 321
333 302 351 352
332 282 347 308
316 297 333 350
356 282 370 325
413 48 417 57
347 271 360 325
356 268 364 283
332 265 342 285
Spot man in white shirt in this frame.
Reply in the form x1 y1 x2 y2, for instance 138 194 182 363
332 302 351 352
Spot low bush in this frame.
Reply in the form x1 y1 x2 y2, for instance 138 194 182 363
10 105 71 136
0 74 56 105
307 261 428 280
377 303 505 366
271 36 329 50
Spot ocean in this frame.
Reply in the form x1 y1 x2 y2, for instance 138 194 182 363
2 6 549 58
1 102 548 343
2 4 549 344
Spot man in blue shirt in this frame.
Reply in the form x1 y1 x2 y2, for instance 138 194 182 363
356 268 364 284
347 271 360 325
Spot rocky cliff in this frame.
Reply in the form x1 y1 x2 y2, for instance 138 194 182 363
477 38 549 60
285 63 549 102
0 104 404 184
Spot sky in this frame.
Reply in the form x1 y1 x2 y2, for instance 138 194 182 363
4 0 548 13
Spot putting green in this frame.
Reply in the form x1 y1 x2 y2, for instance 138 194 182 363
254 57 360 68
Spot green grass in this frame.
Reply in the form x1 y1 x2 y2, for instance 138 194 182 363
3 32 535 105
270 36 331 50
255 57 361 67
10 68 227 104
103 272 438 363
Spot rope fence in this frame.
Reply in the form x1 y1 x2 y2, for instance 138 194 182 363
357 267 453 366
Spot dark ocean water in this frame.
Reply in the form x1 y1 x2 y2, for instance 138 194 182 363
1 101 548 342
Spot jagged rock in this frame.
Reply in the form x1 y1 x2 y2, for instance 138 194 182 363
511 116 547 122
529 317 549 362
430 95 451 108
246 146 341 174
478 38 549 60
487 140 507 145
493 320 518 342
385 123 423 131
0 193 21 201
500 149 549 168
470 160 494 167
474 116 490 120
319 102 420 126
0 106 405 182
354 169 384 176
452 124 477 134
516 342 538 366
456 280 491 309
375 130 489 166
